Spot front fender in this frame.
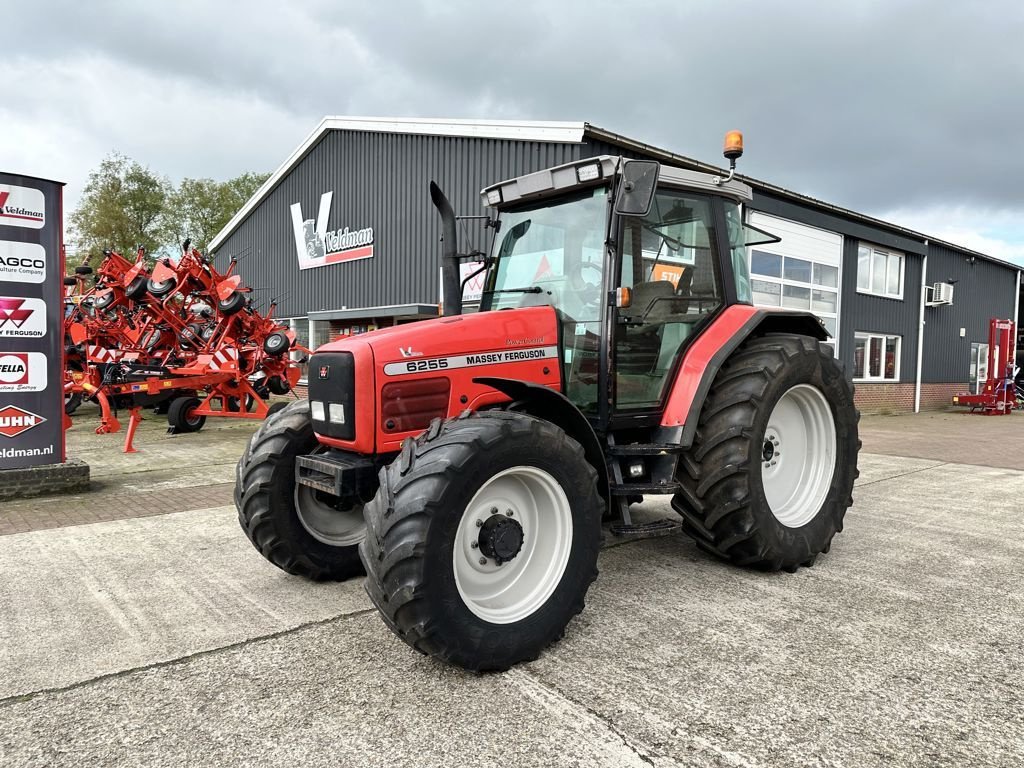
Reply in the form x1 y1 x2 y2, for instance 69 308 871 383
473 377 609 498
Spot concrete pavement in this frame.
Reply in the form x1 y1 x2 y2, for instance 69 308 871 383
1 452 1021 767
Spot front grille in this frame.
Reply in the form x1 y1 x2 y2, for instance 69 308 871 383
381 377 450 433
307 351 356 440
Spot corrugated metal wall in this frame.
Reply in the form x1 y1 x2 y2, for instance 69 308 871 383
838 238 924 381
921 243 1018 383
214 131 583 319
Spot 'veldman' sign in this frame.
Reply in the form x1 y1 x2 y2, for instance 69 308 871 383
0 174 64 470
290 191 374 271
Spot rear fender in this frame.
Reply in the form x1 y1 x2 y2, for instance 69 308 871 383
662 307 828 447
473 377 609 499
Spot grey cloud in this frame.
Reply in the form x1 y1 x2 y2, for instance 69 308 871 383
3 0 1024 221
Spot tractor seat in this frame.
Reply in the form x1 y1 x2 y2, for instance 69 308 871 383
617 280 677 375
623 280 676 323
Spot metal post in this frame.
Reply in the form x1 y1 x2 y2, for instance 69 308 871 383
914 244 928 413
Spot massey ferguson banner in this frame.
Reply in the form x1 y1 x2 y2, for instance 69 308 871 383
0 172 63 469
290 190 374 270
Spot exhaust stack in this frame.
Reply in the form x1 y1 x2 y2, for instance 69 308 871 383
430 182 462 317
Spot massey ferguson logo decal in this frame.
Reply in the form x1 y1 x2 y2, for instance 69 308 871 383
0 404 46 438
383 345 559 376
290 191 374 271
0 297 46 337
0 352 48 391
0 241 46 284
318 365 330 379
0 185 46 229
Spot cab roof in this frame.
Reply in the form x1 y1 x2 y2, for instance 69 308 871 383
479 155 752 209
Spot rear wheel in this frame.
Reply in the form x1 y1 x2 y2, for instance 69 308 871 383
360 411 603 671
167 396 206 433
236 399 365 580
673 334 858 571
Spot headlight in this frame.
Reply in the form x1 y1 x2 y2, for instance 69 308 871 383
328 402 346 424
310 400 326 422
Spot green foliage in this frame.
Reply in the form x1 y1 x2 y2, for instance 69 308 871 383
161 171 270 254
68 153 171 267
68 153 269 268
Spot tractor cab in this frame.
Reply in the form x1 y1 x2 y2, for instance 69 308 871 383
474 154 781 422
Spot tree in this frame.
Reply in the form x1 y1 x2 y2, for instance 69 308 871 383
68 153 171 266
161 171 270 254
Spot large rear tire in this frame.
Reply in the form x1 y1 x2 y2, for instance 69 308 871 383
360 411 603 671
673 334 858 572
236 399 365 580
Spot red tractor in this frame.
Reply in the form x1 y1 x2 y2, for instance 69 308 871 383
235 135 859 671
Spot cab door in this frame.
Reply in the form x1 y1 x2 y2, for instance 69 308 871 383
613 190 724 410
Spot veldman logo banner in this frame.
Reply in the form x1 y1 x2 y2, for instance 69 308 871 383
0 297 46 337
290 191 374 271
0 351 47 392
0 241 46 283
0 185 46 229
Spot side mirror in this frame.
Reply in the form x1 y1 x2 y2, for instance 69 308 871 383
613 160 660 217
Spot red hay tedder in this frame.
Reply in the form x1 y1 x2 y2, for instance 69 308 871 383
63 241 306 451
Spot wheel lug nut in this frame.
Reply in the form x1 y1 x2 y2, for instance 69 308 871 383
471 541 478 549
490 507 498 514
479 557 487 565
506 509 514 517
476 519 483 527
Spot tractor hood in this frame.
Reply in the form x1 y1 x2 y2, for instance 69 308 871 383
316 305 561 370
311 306 563 454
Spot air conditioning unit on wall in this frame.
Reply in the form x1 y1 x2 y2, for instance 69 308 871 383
927 282 954 307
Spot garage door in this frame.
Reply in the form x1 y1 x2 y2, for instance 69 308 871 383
747 212 844 353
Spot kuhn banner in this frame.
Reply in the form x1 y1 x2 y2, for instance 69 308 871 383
290 191 375 270
0 172 64 469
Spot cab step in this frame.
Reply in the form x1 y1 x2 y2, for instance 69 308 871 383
609 518 683 539
609 481 682 495
606 443 683 456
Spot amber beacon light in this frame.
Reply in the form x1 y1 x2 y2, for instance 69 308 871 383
723 130 744 160
714 130 744 185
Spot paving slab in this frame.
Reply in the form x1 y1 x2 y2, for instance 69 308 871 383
0 452 1020 767
0 507 367 700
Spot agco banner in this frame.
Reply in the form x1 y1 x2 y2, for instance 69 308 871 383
0 173 64 469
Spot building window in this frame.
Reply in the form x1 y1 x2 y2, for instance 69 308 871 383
853 333 901 381
750 248 840 354
856 243 904 299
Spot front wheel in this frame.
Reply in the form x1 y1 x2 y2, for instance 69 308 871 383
360 411 603 671
674 334 859 571
236 399 365 580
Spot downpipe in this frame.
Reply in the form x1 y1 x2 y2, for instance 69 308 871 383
914 244 928 413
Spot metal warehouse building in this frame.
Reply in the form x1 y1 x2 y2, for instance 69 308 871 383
209 117 1023 413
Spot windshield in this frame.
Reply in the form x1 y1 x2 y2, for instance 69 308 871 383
482 187 608 413
482 187 607 322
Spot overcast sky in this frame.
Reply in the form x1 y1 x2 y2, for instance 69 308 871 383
3 0 1023 265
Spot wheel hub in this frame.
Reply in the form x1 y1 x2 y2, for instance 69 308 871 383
478 514 524 564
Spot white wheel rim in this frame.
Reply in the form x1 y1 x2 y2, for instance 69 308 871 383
761 384 837 528
294 485 365 547
453 466 573 624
